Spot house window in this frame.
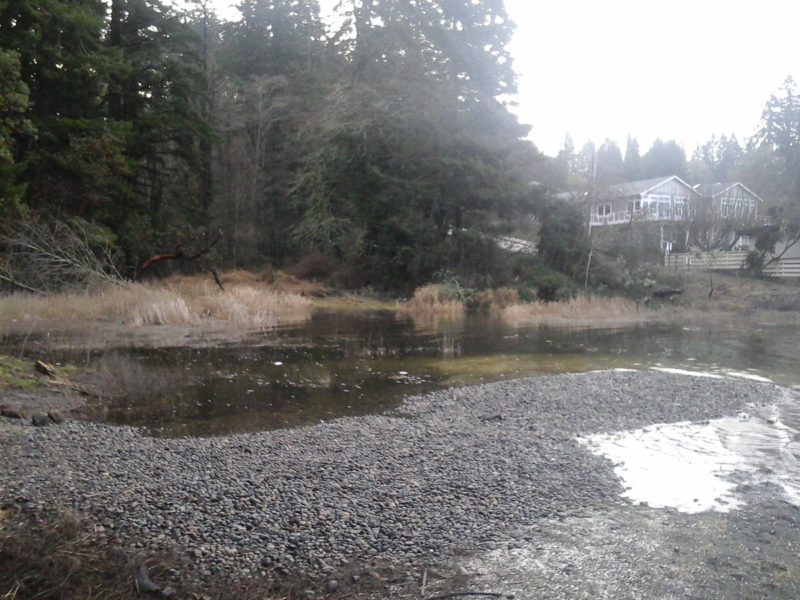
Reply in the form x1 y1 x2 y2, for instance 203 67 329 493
674 196 687 219
627 199 642 212
597 203 612 216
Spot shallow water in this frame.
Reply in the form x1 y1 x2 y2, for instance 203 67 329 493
583 388 800 513
32 310 800 436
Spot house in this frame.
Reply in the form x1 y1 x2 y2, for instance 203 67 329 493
588 176 701 227
693 182 762 222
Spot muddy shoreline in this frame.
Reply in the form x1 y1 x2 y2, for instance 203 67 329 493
2 370 797 598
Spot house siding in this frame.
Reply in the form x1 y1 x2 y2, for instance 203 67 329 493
589 177 696 226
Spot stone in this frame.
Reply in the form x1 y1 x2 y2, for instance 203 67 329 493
31 414 51 427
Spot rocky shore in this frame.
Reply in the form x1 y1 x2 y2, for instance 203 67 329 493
0 370 785 590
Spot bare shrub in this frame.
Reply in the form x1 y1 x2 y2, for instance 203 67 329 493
0 217 126 294
286 251 336 280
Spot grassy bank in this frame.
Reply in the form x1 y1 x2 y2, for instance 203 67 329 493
0 272 314 330
1 270 798 344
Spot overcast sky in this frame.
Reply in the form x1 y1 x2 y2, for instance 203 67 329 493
217 0 800 157
504 0 800 156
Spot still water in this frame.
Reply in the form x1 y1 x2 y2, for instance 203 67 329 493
73 310 800 437
583 391 800 512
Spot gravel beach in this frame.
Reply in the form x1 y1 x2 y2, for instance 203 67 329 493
1 369 792 595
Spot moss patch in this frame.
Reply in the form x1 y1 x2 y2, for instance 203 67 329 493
0 355 77 391
0 355 47 390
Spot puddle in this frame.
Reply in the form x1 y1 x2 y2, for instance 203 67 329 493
463 382 800 599
581 391 800 513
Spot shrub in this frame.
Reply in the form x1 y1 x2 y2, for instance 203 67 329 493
401 284 466 315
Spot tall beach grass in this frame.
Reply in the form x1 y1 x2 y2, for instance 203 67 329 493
502 295 648 327
0 273 313 329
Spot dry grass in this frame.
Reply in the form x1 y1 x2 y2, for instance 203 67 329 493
470 287 520 312
400 284 466 316
0 505 167 600
0 505 430 600
397 285 466 330
0 272 313 330
502 295 649 327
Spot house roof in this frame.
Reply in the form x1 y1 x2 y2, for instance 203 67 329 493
693 182 764 202
602 175 699 199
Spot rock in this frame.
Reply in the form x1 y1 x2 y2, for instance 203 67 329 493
135 562 162 595
31 414 51 427
326 579 339 593
47 410 65 424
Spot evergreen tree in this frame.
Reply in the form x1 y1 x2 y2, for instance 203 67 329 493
225 0 325 78
0 0 131 219
289 0 531 289
0 49 32 215
689 134 743 182
623 136 640 181
754 77 800 201
106 0 212 262
596 138 624 184
640 139 687 180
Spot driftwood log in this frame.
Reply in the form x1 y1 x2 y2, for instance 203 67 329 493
136 230 223 290
652 288 683 299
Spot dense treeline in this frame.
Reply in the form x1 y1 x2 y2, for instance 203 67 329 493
0 0 545 293
1 0 799 296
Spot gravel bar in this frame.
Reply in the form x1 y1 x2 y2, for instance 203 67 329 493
0 369 783 580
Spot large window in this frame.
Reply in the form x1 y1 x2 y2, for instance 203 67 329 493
674 196 687 219
647 194 672 219
597 203 612 216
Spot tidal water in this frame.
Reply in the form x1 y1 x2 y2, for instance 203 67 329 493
583 383 800 513
46 309 800 437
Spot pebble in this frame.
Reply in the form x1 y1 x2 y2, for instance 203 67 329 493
0 370 780 581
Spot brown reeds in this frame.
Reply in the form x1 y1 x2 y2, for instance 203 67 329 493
470 287 520 311
0 272 313 329
400 284 465 316
502 295 648 327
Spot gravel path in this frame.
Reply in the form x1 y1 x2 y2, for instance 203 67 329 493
0 370 783 585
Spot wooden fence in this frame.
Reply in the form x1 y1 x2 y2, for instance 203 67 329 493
665 251 800 277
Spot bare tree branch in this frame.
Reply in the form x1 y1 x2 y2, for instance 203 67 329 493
1 217 127 293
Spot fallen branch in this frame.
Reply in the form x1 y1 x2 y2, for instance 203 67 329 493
651 288 683 299
136 230 222 279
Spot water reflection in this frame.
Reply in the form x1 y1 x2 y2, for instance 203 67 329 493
60 311 800 436
583 398 800 513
